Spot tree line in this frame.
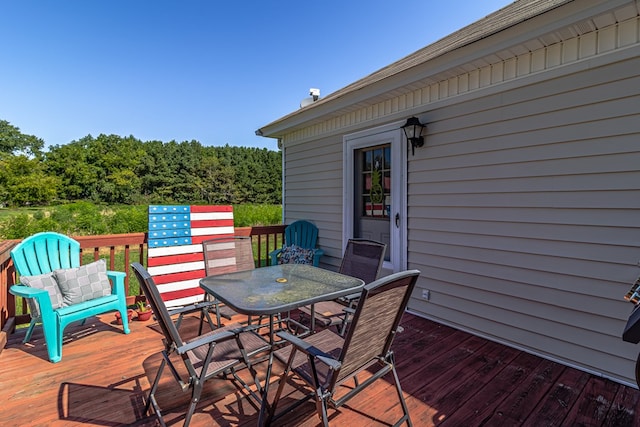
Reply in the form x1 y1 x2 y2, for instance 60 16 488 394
0 120 282 207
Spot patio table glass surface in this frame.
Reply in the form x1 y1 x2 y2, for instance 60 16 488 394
199 264 364 316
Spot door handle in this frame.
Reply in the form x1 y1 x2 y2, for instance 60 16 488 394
395 213 400 228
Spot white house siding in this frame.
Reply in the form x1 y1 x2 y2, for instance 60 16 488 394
282 134 347 270
407 51 640 385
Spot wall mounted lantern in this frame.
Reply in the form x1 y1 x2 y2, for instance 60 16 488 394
401 117 425 155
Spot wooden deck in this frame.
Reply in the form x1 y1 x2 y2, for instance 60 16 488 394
1 311 640 427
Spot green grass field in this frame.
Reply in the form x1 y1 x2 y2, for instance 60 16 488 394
0 206 45 220
0 203 281 239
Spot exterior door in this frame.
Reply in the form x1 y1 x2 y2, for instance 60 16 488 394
343 124 407 273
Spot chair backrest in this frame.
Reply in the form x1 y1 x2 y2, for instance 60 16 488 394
202 236 255 276
284 220 319 250
339 239 386 285
335 269 420 385
131 262 184 349
11 232 80 276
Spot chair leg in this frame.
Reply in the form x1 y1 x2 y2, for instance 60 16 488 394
198 308 215 335
389 353 413 427
338 318 348 336
338 309 355 336
198 313 205 335
258 352 275 426
146 358 168 427
210 297 223 328
119 307 131 334
184 379 203 427
175 313 185 330
268 349 320 425
43 323 63 363
229 337 266 406
51 334 63 363
267 348 298 424
315 388 330 427
22 318 38 343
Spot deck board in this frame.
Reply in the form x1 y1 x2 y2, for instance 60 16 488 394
481 356 562 426
1 311 639 426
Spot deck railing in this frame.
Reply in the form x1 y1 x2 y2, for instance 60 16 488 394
0 225 286 348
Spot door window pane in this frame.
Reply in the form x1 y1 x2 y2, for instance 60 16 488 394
361 145 390 218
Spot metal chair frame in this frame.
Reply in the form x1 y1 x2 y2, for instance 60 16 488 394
131 262 270 427
266 269 419 426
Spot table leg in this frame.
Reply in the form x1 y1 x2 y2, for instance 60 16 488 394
257 348 275 426
269 314 274 346
310 304 316 333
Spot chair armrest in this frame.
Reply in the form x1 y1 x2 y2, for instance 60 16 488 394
9 285 54 313
270 248 283 265
178 329 237 354
339 292 361 304
107 271 127 296
312 248 325 267
168 300 217 316
276 330 342 370
9 285 48 299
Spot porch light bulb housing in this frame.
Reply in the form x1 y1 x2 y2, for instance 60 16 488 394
402 117 425 155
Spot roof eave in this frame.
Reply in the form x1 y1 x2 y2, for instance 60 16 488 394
257 0 628 139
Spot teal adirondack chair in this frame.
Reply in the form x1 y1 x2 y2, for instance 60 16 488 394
270 220 325 266
10 232 130 362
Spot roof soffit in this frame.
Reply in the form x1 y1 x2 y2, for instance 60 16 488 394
258 0 639 138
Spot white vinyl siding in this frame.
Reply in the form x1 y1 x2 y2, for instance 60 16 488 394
282 135 346 268
407 52 640 385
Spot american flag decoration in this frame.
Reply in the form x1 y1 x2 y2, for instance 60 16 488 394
147 205 234 307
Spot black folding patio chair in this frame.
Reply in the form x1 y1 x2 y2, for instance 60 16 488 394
298 238 386 335
266 269 419 426
131 262 271 427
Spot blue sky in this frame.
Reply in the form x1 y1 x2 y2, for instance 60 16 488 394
1 1 513 152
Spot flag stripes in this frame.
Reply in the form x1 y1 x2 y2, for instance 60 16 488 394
147 205 234 307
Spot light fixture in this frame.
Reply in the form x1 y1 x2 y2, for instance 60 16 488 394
401 116 425 155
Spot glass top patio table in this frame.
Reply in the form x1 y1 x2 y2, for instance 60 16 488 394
200 264 364 423
199 264 364 317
